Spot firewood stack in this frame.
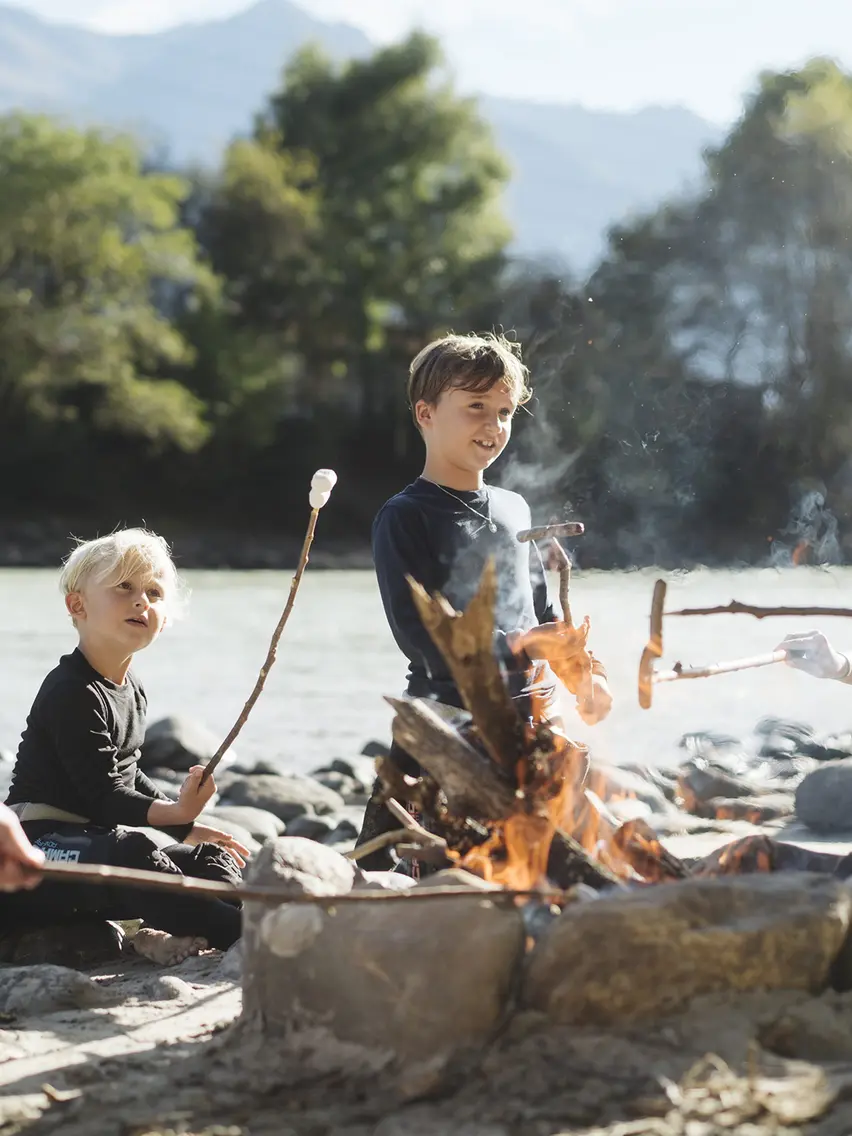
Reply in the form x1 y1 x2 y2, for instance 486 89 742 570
377 560 621 892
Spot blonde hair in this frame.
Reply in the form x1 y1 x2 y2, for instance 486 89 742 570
408 332 532 424
60 528 185 618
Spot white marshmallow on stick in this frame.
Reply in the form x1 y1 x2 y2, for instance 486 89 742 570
310 469 337 510
201 466 338 785
311 469 337 494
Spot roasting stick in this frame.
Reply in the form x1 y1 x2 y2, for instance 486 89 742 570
668 600 852 620
516 522 585 543
654 648 786 685
515 522 582 626
639 579 789 708
200 469 337 786
37 859 570 907
548 538 573 626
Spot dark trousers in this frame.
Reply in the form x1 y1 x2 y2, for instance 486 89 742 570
354 741 422 873
3 823 241 950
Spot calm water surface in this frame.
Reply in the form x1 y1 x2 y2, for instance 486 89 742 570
3 567 852 774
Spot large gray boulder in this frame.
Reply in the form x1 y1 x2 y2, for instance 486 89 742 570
677 760 758 814
587 762 673 816
140 716 237 773
0 966 111 1016
222 773 344 822
205 805 284 844
197 812 260 857
242 838 524 1061
522 873 851 1025
795 760 852 833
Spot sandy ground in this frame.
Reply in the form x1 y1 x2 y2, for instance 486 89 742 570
5 827 852 1135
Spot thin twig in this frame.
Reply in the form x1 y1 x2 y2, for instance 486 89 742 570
201 509 319 784
385 796 439 839
344 828 416 863
38 860 573 906
549 538 573 626
654 649 786 683
668 600 852 620
385 797 420 829
345 799 446 863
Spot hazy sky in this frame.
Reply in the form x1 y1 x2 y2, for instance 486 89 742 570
10 0 852 122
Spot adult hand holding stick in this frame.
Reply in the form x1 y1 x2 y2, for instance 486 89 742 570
0 802 44 892
200 469 338 786
775 631 852 683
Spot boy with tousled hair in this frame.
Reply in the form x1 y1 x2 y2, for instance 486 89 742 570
356 332 612 869
3 529 247 963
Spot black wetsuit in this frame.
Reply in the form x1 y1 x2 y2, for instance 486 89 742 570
3 649 240 947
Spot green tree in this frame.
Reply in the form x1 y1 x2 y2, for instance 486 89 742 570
200 32 511 465
0 113 217 460
183 139 317 447
556 59 852 562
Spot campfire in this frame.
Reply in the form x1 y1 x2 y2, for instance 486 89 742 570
371 561 836 897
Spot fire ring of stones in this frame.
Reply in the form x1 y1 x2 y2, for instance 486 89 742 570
239 567 852 1070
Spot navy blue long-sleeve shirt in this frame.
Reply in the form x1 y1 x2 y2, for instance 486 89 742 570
6 648 192 841
372 477 558 709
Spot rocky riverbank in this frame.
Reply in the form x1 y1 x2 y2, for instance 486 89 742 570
6 716 852 1134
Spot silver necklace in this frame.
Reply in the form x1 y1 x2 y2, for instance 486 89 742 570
432 481 497 533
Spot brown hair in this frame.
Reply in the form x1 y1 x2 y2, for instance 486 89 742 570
408 332 532 422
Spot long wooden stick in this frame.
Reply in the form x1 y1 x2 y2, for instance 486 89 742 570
549 538 573 626
668 601 852 620
654 649 786 684
201 509 319 785
344 828 417 863
37 859 572 906
345 797 447 863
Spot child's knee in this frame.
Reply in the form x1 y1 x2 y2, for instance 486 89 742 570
180 843 243 888
112 830 179 875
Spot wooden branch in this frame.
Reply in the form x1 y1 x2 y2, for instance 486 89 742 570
654 649 786 683
345 828 422 863
38 860 578 907
610 819 690 883
546 828 624 891
397 844 455 868
407 559 524 770
549 538 573 626
668 601 852 620
346 797 448 864
386 696 516 819
202 508 320 784
384 797 433 838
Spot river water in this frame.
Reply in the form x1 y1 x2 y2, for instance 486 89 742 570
3 567 852 774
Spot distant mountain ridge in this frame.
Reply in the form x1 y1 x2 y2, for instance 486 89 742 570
0 0 722 270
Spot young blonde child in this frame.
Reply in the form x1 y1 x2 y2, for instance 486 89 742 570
3 529 247 963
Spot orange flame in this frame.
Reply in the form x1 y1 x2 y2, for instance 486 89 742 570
457 691 643 889
792 540 810 566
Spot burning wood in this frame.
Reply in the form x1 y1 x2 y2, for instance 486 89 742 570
637 579 805 710
381 560 622 892
690 835 777 877
375 562 844 901
610 819 690 883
